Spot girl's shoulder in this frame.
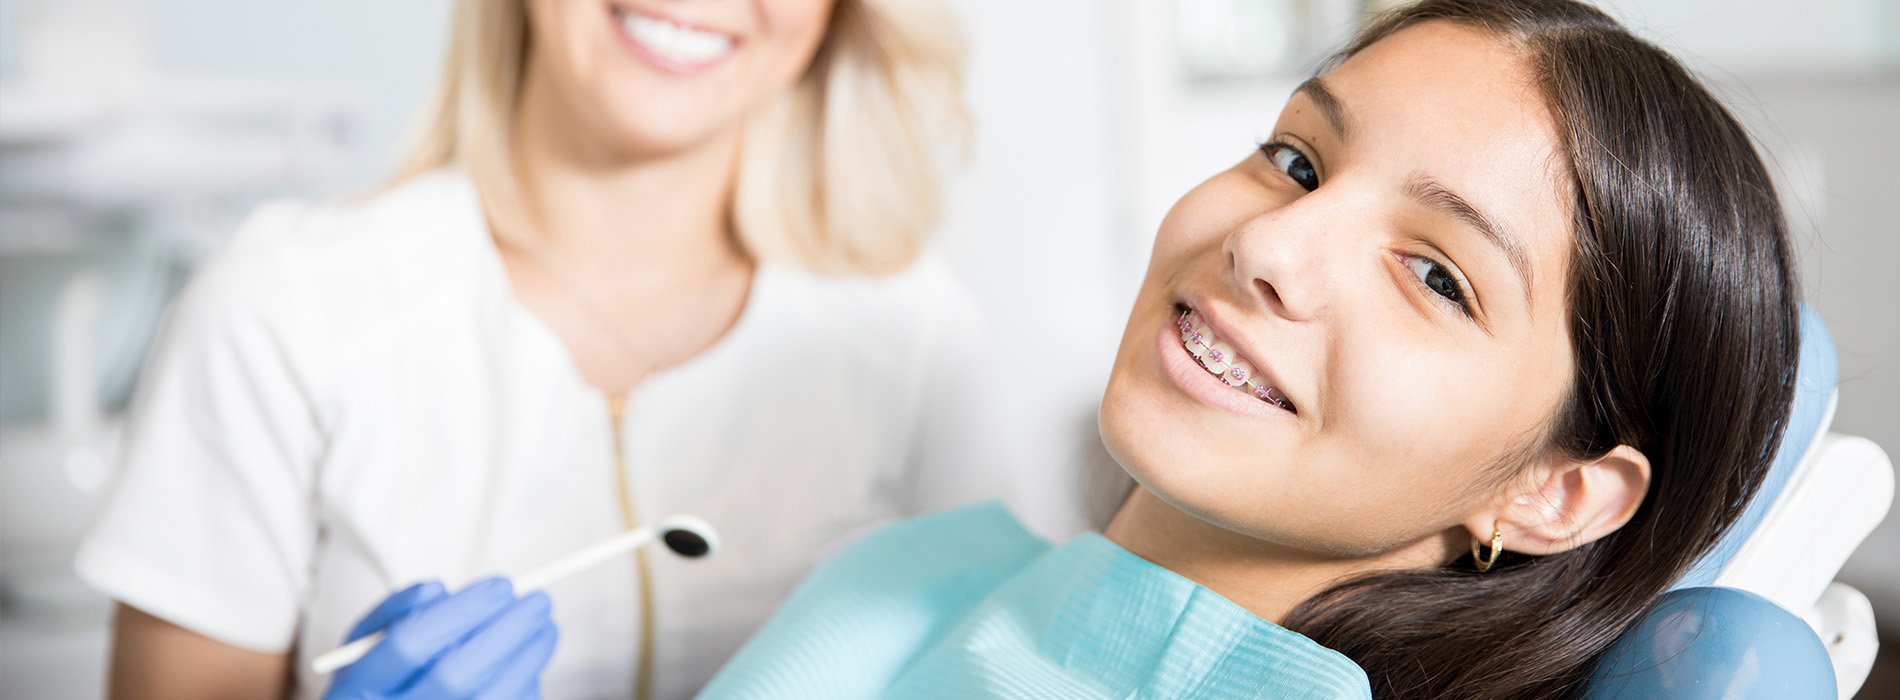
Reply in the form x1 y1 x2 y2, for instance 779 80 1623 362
698 503 1048 699
758 502 1051 632
821 502 1050 592
705 503 1375 700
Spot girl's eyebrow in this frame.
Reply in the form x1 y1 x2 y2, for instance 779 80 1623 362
1294 78 1355 143
1405 172 1534 306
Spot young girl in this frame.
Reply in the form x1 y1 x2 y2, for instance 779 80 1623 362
695 0 1802 697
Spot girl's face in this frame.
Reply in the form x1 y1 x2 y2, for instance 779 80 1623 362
1100 22 1581 558
523 0 835 156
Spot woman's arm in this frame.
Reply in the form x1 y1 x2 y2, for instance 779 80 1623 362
82 207 323 699
107 603 291 700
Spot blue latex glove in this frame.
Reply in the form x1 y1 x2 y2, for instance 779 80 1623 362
323 577 559 700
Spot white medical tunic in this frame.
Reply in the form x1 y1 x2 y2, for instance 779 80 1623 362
74 170 1015 699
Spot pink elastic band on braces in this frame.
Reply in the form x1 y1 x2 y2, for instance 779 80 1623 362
1178 309 1293 410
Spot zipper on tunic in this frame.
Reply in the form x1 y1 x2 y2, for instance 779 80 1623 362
608 395 656 700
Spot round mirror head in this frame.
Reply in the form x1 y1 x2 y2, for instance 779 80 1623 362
658 514 718 558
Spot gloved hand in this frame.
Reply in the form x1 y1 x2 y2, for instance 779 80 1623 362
322 577 559 700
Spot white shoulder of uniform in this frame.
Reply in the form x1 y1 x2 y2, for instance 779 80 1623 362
212 170 484 290
183 170 490 340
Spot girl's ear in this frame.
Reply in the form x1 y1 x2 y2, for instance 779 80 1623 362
1466 445 1651 556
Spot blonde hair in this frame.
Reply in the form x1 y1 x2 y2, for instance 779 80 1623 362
391 0 969 276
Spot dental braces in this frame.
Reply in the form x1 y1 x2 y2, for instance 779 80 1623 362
1178 310 1295 412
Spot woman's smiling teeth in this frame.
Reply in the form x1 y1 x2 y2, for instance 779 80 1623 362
1179 309 1297 413
618 9 735 65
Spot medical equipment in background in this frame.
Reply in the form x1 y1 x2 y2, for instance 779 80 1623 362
1171 0 1369 79
0 2 355 694
310 514 719 676
1583 306 1893 699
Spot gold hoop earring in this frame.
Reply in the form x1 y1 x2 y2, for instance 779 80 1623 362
1472 523 1505 573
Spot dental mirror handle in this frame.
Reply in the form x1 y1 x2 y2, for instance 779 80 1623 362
310 515 717 676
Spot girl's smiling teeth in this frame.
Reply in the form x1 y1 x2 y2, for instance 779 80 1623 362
615 7 736 66
1179 309 1297 413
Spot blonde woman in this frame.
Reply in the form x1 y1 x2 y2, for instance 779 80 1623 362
77 1 998 698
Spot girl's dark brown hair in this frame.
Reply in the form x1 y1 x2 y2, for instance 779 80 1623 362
1278 1 1802 698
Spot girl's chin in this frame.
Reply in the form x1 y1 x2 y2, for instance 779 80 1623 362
1101 397 1229 487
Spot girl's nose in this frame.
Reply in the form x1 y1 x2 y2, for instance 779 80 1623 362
1222 197 1343 323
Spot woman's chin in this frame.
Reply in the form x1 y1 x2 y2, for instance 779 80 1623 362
576 91 749 158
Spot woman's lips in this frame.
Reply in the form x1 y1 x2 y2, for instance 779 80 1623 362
612 6 737 73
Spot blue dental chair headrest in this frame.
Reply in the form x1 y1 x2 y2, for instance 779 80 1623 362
1674 305 1839 589
1584 305 1840 698
1586 587 1836 699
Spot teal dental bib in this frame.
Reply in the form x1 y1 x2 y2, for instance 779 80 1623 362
698 503 1371 700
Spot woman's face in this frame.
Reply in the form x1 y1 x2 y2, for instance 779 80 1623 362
524 0 835 156
1100 22 1580 558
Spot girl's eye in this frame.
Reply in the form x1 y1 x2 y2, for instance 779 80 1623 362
1403 255 1471 310
1260 142 1319 191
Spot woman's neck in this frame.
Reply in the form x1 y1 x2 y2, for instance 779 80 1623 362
495 63 756 394
1103 486 1461 624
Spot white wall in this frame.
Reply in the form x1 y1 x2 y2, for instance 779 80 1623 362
1731 76 1900 615
83 0 453 194
1598 0 1898 75
934 1 1145 538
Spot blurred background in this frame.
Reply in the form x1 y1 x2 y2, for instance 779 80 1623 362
0 0 1893 697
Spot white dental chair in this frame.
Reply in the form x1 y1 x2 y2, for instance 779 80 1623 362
1586 305 1894 699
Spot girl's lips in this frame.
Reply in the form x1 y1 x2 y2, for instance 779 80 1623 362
1177 308 1296 412
1155 312 1298 422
